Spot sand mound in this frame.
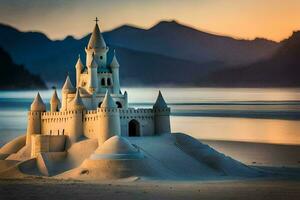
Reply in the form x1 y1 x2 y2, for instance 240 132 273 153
0 133 265 180
0 135 26 160
5 145 31 161
173 133 262 177
91 136 143 159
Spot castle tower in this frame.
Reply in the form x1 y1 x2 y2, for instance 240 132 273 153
75 54 83 87
88 53 98 93
110 50 121 94
85 18 108 68
61 75 75 111
153 91 171 134
98 90 120 144
26 92 46 145
50 89 61 112
67 88 85 143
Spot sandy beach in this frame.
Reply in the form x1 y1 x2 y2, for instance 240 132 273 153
202 140 300 167
0 178 299 200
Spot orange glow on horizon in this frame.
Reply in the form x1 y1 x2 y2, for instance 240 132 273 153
0 0 300 41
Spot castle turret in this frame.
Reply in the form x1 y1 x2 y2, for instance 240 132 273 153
67 88 85 143
85 18 108 68
26 92 46 145
110 50 120 94
124 91 128 109
50 89 61 112
88 53 98 93
75 54 83 87
61 75 75 111
98 90 120 144
153 91 171 134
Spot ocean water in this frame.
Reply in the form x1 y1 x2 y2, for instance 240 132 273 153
0 87 300 146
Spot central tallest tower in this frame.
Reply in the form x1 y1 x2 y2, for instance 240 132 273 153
85 17 109 68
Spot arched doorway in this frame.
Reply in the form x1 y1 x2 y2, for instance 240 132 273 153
116 101 122 108
128 120 140 137
98 102 102 107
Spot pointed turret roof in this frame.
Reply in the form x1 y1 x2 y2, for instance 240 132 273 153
69 88 85 111
50 89 60 104
30 92 46 112
153 91 168 109
75 54 84 70
62 75 75 93
110 50 120 68
87 22 106 49
101 90 116 108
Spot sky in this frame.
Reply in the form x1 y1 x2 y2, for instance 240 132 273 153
1 0 300 41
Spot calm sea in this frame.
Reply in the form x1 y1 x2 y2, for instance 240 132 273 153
0 88 300 146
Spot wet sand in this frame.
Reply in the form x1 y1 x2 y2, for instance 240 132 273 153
0 178 299 200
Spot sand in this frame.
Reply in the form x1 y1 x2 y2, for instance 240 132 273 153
203 140 300 167
0 178 299 200
1 134 300 199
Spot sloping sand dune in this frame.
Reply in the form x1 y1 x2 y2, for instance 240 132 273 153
56 133 262 180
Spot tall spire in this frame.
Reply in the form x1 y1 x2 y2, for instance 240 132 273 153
75 54 83 70
153 90 168 109
110 49 120 68
62 75 75 93
30 92 46 112
69 88 85 111
87 17 106 49
101 90 117 108
51 89 60 104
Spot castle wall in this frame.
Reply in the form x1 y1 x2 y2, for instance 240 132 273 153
119 108 154 136
41 111 70 136
83 110 99 139
37 107 163 146
31 135 66 157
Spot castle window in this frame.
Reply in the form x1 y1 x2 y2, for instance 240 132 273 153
100 56 103 60
98 102 103 108
116 101 122 108
107 78 111 86
101 78 106 86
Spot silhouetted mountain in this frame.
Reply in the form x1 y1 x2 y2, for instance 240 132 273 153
205 31 300 87
0 47 46 89
0 21 279 86
105 20 279 65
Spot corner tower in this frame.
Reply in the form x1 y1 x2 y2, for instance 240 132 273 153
153 91 171 134
26 92 46 145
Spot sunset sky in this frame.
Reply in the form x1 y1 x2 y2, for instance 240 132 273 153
1 0 300 41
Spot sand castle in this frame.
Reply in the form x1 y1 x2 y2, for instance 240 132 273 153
0 18 263 180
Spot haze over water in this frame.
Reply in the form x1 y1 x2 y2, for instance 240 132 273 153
0 87 300 146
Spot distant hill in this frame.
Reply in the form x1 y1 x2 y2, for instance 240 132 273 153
204 31 300 87
0 21 279 87
0 47 46 90
105 20 278 65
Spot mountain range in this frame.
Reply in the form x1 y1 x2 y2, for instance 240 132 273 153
0 20 298 87
0 47 46 89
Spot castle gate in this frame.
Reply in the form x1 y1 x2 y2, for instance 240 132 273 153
128 119 140 136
